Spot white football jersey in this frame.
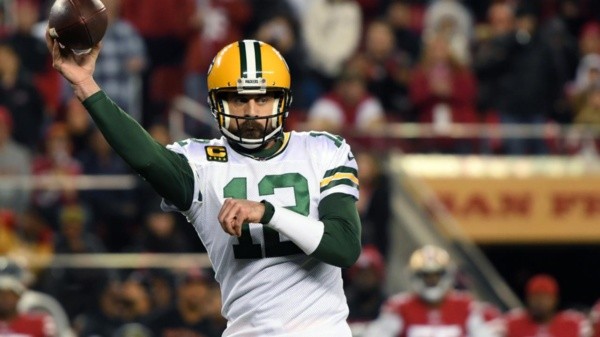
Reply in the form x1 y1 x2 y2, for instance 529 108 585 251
162 131 359 337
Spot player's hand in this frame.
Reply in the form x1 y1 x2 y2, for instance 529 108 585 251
46 28 100 86
218 199 265 237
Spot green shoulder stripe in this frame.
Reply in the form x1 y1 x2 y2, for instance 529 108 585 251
322 166 358 179
320 166 359 193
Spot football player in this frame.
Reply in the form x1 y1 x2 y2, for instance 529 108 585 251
363 245 502 337
46 34 362 336
504 274 590 337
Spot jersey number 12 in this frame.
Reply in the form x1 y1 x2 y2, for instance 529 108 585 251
224 173 309 259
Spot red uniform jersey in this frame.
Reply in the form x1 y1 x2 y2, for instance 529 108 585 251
0 313 54 337
504 308 590 337
590 300 600 337
373 291 496 337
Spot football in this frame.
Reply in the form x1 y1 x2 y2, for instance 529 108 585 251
48 0 108 54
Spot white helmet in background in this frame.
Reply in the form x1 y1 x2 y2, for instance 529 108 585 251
408 245 456 303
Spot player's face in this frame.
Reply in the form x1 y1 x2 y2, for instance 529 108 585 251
527 293 557 321
225 93 277 140
417 271 444 287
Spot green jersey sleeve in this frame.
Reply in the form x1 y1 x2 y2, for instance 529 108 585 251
312 193 362 268
82 91 195 210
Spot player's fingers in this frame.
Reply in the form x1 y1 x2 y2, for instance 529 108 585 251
45 29 54 51
219 200 242 236
235 222 242 237
90 42 102 58
50 41 62 70
218 199 235 224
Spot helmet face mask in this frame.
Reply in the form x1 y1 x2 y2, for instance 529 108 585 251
207 40 292 149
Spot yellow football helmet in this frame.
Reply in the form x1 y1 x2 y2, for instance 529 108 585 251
207 40 292 149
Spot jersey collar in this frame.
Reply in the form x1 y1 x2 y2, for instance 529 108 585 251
229 132 291 161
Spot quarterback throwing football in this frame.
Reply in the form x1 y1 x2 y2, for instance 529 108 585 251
47 34 362 336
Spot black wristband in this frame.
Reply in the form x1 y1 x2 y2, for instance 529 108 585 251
260 200 275 224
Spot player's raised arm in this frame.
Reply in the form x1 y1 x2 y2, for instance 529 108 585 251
46 32 195 211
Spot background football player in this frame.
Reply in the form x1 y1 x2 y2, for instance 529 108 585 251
363 245 502 337
504 274 591 337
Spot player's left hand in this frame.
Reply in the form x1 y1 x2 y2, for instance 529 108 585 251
218 199 265 237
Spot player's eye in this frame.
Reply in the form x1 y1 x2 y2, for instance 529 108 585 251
256 96 272 104
228 96 249 105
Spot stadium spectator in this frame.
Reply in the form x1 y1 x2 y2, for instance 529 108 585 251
184 0 252 104
12 207 54 277
0 209 19 256
254 14 312 109
473 3 558 155
144 268 223 337
127 207 192 253
74 282 125 337
46 203 112 320
568 53 600 112
540 14 580 123
574 80 600 127
0 105 31 214
302 0 362 88
120 0 197 125
423 0 473 66
385 0 421 66
351 19 413 120
504 274 591 337
409 34 478 153
145 269 175 313
64 98 94 158
363 245 501 337
0 270 56 337
5 0 48 75
345 245 386 326
115 275 151 324
0 40 45 150
473 1 515 116
306 68 385 134
355 151 391 258
78 128 136 251
31 122 82 224
93 0 146 122
579 22 600 57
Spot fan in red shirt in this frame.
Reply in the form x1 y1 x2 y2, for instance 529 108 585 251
363 245 502 337
0 274 55 337
504 274 590 337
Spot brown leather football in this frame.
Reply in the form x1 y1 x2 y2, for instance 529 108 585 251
48 0 108 53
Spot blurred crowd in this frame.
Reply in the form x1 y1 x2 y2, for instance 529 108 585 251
3 245 600 337
1 0 600 336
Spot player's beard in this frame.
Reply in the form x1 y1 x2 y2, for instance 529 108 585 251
234 118 273 140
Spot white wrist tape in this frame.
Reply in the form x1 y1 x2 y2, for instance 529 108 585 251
267 206 325 255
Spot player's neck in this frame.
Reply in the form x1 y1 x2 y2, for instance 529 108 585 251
530 311 554 324
230 137 283 159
